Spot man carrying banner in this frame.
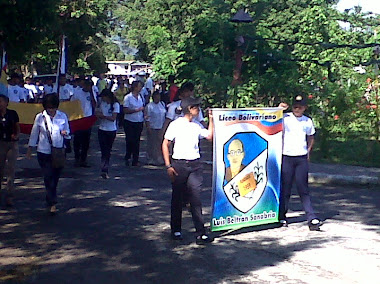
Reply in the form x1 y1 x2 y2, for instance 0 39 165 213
279 95 323 231
162 96 214 245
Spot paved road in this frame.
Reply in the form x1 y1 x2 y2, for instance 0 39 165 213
0 130 379 283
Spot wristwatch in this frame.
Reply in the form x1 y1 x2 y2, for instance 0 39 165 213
166 164 172 169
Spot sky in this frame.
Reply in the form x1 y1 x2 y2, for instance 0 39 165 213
336 0 380 15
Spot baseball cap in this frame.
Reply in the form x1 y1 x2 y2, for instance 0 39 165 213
293 94 307 106
180 96 202 110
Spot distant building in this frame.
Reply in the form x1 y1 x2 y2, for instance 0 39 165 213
106 61 152 76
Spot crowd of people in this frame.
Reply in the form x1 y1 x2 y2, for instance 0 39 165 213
0 70 322 245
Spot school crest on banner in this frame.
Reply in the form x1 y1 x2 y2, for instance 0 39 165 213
211 108 283 231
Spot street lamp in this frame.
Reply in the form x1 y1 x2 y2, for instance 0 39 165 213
230 9 253 108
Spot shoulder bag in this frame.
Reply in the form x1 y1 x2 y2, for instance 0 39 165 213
43 115 65 168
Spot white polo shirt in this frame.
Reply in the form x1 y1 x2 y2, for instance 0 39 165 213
283 112 315 156
7 85 24 102
164 117 209 160
53 83 74 101
71 88 95 117
166 100 204 123
98 101 120 131
43 84 55 94
28 110 70 154
123 93 144 122
145 101 166 129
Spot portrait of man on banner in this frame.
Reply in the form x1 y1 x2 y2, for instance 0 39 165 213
222 132 268 213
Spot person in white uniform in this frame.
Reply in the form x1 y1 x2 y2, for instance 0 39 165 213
279 94 322 231
145 91 166 165
162 96 214 245
27 94 70 214
123 80 144 166
95 89 120 179
71 80 96 167
53 75 74 101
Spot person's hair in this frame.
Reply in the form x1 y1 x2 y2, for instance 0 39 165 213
168 75 175 83
152 90 160 97
174 81 194 101
0 94 9 103
130 81 141 92
42 93 60 109
83 79 93 87
100 89 118 111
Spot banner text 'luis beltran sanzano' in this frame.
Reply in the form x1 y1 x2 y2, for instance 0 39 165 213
211 108 283 231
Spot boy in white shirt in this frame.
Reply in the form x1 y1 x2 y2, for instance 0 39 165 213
71 80 96 167
279 95 322 231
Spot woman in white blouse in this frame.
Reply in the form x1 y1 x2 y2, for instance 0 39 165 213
123 81 144 166
145 91 166 165
26 94 70 214
95 89 120 179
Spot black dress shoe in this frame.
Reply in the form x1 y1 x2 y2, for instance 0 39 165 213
195 234 214 245
308 219 323 231
171 232 183 240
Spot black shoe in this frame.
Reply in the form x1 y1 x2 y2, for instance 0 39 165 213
196 234 214 245
101 173 109 179
279 219 288 227
308 219 323 231
171 232 183 240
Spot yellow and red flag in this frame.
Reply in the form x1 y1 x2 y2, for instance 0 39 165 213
8 101 97 134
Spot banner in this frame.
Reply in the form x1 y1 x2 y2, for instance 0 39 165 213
211 108 283 231
8 101 97 134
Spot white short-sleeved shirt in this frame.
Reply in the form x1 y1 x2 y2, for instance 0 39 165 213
164 117 209 160
43 84 54 94
28 110 70 154
123 93 144 122
53 83 74 101
166 100 204 123
7 85 24 102
282 112 315 156
146 101 166 129
71 88 94 117
24 84 40 99
98 101 120 131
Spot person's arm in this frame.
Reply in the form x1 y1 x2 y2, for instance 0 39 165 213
89 89 97 110
162 138 178 181
306 135 315 160
205 109 214 141
11 122 20 141
26 115 40 159
123 106 144 114
123 96 144 114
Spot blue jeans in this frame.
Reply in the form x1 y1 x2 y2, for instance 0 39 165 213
37 152 62 206
279 155 317 222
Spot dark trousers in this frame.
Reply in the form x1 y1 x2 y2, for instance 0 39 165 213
37 152 62 206
98 129 116 173
123 120 143 164
74 128 92 162
171 159 205 236
279 155 317 222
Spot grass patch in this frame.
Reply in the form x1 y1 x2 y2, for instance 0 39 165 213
312 138 380 167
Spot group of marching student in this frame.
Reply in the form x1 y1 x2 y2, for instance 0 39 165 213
0 71 182 213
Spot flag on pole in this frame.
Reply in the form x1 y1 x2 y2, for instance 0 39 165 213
55 35 67 98
0 46 8 96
